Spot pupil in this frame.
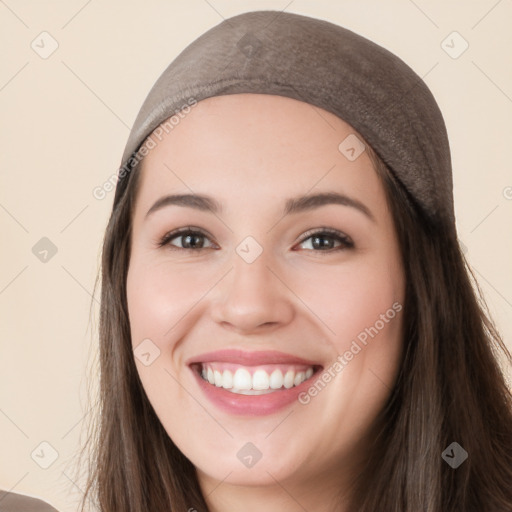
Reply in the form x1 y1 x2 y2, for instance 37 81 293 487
184 234 203 248
313 235 332 249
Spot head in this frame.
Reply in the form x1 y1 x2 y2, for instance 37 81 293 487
79 10 512 512
125 93 405 499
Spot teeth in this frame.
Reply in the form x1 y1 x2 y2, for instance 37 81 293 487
284 370 295 389
269 369 283 389
207 367 214 385
214 370 223 387
221 369 233 389
199 363 316 393
233 368 252 390
293 371 305 386
252 370 269 390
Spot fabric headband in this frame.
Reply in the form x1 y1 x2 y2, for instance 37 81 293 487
114 10 455 226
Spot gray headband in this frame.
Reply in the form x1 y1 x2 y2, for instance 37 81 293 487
114 10 454 225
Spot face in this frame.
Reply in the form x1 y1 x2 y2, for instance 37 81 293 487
126 93 405 504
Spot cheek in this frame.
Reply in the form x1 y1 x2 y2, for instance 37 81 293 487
126 257 212 347
126 256 233 473
126 258 206 421
290 255 404 425
289 254 403 346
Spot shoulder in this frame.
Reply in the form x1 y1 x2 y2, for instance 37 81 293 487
0 490 60 511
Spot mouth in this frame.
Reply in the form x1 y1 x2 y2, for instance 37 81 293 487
187 349 324 415
191 362 321 395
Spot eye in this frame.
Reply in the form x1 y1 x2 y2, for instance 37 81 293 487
157 227 217 251
295 228 354 252
156 227 353 253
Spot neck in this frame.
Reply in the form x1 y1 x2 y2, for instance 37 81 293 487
197 460 356 512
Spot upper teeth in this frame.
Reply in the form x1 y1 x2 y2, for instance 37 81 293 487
200 363 315 394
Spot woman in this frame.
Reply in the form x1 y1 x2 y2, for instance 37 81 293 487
79 10 512 512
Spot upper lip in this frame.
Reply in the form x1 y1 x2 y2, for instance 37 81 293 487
187 349 322 367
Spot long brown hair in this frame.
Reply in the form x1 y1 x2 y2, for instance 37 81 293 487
348 149 512 511
77 140 512 512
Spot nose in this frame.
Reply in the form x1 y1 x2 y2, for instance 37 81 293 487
209 249 295 334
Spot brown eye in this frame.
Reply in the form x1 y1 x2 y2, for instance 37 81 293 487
158 228 216 251
296 229 354 252
178 233 207 249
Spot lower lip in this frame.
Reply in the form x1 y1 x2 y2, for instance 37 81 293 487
190 366 319 416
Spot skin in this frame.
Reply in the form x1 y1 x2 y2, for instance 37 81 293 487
126 93 405 512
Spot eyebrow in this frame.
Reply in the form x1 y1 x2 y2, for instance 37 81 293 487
145 192 375 222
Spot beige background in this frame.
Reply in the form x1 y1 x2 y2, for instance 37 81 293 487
1 1 511 510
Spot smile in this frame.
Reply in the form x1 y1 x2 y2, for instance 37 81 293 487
198 363 316 395
187 349 324 415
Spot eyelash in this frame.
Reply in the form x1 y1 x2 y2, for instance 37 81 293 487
157 226 354 253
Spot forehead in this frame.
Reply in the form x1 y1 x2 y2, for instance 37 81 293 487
134 94 385 214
